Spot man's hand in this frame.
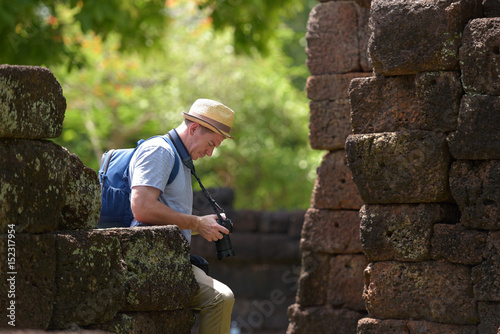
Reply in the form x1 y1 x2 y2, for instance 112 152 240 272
196 214 230 242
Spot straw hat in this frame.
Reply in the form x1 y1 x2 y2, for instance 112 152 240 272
183 99 235 139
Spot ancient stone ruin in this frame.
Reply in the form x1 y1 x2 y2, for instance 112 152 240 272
0 64 197 332
288 0 499 333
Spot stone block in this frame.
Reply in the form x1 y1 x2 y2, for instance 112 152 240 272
50 230 126 328
360 204 458 262
311 150 363 210
460 18 500 95
368 0 483 75
60 152 101 230
357 318 477 334
345 131 452 204
328 255 367 311
472 231 500 301
431 224 487 265
448 95 500 160
363 261 478 324
0 234 56 330
287 304 364 334
306 73 371 101
309 100 352 151
306 2 363 75
478 301 500 334
450 160 500 230
349 72 462 134
295 251 330 307
0 65 66 139
0 139 100 234
97 310 195 334
300 209 362 254
116 226 198 311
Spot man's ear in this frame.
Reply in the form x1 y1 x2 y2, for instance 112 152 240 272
189 122 200 135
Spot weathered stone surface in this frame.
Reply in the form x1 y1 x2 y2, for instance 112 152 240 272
0 139 65 233
478 301 500 334
287 304 364 334
345 131 452 204
0 234 56 330
295 251 330 307
472 231 500 301
116 226 198 311
460 18 500 95
309 100 352 151
363 261 478 324
311 150 363 210
301 209 362 254
368 0 483 75
0 139 100 233
306 2 365 75
450 160 500 230
349 72 462 134
307 72 372 102
97 310 195 334
0 65 66 139
357 318 477 334
60 152 101 230
431 224 487 265
357 318 408 334
360 204 459 262
51 230 125 328
448 95 500 160
328 255 367 311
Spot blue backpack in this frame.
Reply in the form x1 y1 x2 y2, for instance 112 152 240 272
97 135 180 228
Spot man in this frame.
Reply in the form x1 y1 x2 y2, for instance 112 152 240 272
128 98 235 334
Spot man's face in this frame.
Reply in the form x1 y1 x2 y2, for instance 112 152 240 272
188 124 225 160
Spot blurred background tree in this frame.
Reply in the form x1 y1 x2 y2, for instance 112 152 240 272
1 0 322 210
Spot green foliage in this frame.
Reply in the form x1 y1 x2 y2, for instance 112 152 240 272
52 4 322 210
0 0 305 68
200 0 304 55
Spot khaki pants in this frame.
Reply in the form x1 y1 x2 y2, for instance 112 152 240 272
189 265 235 334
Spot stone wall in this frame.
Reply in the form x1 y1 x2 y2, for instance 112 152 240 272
289 0 500 334
0 65 197 333
287 1 372 333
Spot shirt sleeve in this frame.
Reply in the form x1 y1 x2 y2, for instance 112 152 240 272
129 144 175 193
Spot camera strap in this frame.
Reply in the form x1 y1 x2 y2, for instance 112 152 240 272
167 129 225 221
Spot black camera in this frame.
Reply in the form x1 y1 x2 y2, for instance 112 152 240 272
215 218 235 260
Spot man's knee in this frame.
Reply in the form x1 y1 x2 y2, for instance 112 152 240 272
221 288 235 307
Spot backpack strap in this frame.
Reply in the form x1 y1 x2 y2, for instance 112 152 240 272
162 136 180 185
100 149 115 174
167 129 195 172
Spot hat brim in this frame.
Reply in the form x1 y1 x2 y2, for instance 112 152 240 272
183 112 234 139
